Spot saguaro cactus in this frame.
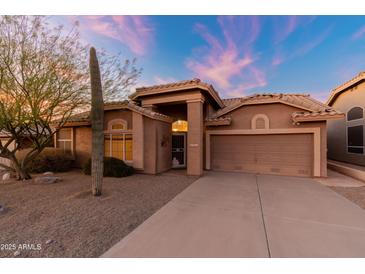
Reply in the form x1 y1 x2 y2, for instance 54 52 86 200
89 47 104 196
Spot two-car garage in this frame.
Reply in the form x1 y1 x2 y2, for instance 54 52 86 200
208 132 316 178
203 95 338 178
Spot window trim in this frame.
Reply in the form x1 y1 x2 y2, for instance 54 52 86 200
104 133 133 163
346 106 364 122
107 119 128 132
251 114 270 130
55 127 74 154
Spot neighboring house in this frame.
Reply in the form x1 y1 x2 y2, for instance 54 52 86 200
56 79 343 177
0 132 34 169
327 72 365 166
0 137 15 169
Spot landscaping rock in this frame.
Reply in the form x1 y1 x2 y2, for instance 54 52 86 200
34 176 62 184
45 239 53 245
14 251 20 257
43 171 54 176
0 204 4 212
2 172 11 181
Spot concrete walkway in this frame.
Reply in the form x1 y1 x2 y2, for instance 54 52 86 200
328 160 365 182
102 172 365 258
314 169 365 187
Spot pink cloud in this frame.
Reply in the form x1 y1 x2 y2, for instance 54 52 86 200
227 67 267 97
273 16 316 44
274 16 299 44
77 16 154 55
352 25 365 40
186 16 265 97
272 24 331 66
292 26 332 58
271 54 283 66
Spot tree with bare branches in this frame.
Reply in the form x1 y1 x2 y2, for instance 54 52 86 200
0 16 141 180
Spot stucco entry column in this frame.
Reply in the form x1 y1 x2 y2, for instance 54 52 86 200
187 98 204 176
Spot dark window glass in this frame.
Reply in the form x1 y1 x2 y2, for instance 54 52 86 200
347 107 363 121
348 147 364 154
348 125 364 154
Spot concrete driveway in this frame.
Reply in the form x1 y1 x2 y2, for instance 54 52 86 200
102 172 365 258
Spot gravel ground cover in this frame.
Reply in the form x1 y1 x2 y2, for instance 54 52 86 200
330 186 365 210
0 170 197 257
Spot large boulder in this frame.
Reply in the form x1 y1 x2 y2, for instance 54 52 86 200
43 171 54 176
34 176 62 184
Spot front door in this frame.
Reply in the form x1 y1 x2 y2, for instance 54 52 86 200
172 133 186 168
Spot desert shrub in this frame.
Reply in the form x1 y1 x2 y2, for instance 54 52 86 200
83 157 134 177
16 147 74 173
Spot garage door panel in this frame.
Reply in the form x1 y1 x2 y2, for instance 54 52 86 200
211 134 313 177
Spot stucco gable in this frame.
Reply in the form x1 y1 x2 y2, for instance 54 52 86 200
131 78 225 108
212 93 343 122
327 71 365 106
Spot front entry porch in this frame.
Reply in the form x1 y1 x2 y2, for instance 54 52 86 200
143 94 205 176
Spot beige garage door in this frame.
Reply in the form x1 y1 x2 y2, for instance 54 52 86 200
210 134 313 177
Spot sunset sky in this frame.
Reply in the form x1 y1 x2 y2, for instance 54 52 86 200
52 16 365 101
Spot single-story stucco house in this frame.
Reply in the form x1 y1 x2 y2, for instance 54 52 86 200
327 72 365 166
55 79 343 177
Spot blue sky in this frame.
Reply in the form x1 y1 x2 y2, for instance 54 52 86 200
52 16 365 101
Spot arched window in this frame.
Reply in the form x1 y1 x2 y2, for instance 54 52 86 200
347 107 363 121
251 114 269 130
111 123 125 130
107 119 127 131
104 119 132 161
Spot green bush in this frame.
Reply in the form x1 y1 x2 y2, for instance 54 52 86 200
83 157 134 177
16 147 74 173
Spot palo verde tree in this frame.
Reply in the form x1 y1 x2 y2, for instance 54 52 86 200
0 16 141 180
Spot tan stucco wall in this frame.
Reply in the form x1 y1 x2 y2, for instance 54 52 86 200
211 103 302 130
143 116 172 174
132 112 144 170
187 100 204 175
74 126 92 168
328 81 365 166
301 121 327 177
104 110 133 130
58 108 172 174
206 103 327 177
156 121 172 173
143 117 157 174
70 109 132 168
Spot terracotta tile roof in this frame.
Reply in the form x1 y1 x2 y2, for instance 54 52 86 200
212 93 344 122
131 78 225 108
221 97 242 107
105 101 173 122
291 109 343 122
64 101 173 126
205 116 232 126
65 110 90 123
135 78 202 92
327 71 365 106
